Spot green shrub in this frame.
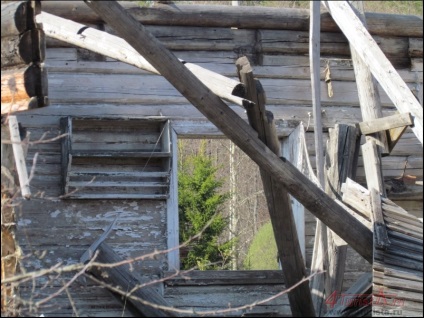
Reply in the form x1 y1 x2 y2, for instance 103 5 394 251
178 141 233 270
243 222 279 270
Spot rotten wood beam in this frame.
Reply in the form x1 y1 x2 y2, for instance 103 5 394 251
86 242 180 317
236 56 315 317
357 112 413 136
36 12 248 107
84 0 373 263
323 0 423 145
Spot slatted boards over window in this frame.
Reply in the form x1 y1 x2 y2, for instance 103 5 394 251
60 117 171 199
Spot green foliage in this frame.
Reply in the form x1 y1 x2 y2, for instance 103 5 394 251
243 222 279 270
178 141 233 270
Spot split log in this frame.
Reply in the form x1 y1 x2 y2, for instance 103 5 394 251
87 242 180 317
1 65 47 115
323 1 423 145
236 56 315 317
1 1 40 37
84 0 373 263
1 29 45 68
41 1 423 37
36 12 248 107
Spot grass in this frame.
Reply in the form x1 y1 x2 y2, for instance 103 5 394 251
243 222 279 270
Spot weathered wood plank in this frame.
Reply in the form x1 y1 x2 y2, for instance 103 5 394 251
361 140 385 194
370 188 390 249
41 1 423 37
409 38 423 58
85 1 373 263
323 1 423 145
357 113 413 135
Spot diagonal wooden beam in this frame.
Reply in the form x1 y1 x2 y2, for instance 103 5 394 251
83 0 373 263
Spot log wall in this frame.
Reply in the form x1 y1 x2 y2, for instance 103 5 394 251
8 2 423 316
1 0 48 114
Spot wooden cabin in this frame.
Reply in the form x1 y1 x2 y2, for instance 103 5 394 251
1 1 422 317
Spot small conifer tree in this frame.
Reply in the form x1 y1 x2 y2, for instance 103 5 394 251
178 141 233 270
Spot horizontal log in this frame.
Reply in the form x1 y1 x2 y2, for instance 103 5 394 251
44 48 424 83
1 96 39 115
357 113 413 135
261 54 410 69
258 30 409 64
1 29 45 68
41 1 423 37
1 1 40 37
409 38 423 58
1 64 47 104
46 71 416 107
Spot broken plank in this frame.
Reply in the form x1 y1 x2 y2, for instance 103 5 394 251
370 188 390 249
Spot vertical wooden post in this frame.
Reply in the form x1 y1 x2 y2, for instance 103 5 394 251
236 57 315 317
349 1 390 155
309 2 328 315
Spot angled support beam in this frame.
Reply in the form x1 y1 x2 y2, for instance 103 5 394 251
84 0 373 263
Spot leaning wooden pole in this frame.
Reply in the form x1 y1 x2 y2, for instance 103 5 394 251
308 2 328 315
236 57 315 317
84 0 373 263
